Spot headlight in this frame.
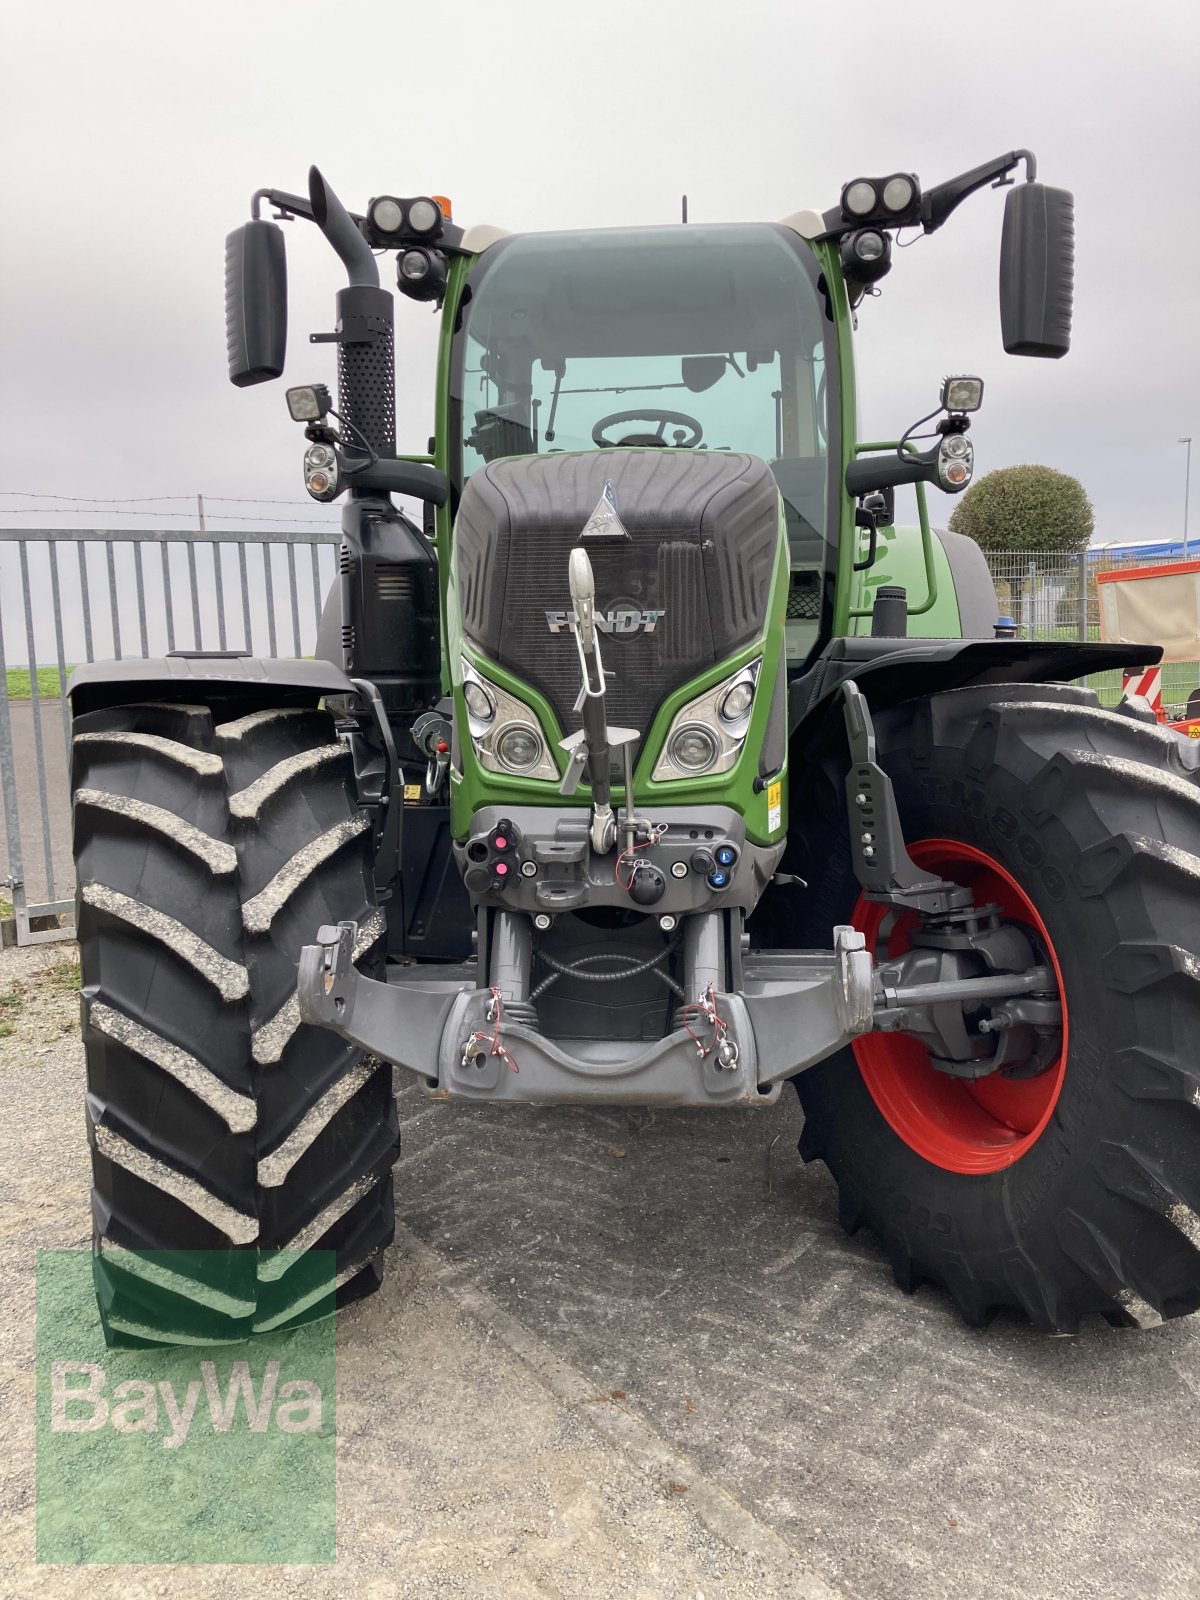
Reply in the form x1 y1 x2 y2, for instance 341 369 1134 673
651 660 762 783
667 724 718 775
303 441 339 501
463 680 494 724
937 433 974 492
460 659 559 781
718 677 755 725
496 723 545 774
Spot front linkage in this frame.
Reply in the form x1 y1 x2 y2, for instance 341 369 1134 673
297 681 1059 1102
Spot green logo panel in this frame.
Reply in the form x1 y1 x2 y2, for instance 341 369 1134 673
36 1250 337 1564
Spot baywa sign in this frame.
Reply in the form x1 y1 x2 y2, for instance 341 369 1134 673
51 1358 324 1450
36 1250 337 1564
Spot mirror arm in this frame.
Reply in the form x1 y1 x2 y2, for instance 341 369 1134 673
344 457 450 506
920 149 1036 234
251 187 317 223
845 447 939 498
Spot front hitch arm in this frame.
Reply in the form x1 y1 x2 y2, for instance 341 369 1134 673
841 680 970 914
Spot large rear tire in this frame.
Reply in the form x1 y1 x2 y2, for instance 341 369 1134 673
790 683 1200 1332
72 697 398 1345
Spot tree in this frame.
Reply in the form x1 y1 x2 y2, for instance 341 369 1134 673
948 464 1094 558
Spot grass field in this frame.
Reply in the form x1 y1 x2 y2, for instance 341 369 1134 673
4 668 69 700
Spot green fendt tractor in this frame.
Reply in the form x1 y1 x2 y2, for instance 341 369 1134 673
69 150 1200 1345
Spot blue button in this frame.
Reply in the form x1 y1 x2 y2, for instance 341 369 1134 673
714 845 736 868
707 869 730 890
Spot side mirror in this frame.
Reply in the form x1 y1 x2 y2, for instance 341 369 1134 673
999 182 1074 359
225 219 287 387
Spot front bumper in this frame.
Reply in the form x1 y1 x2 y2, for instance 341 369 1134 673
297 922 874 1108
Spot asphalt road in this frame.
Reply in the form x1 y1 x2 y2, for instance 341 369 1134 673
0 698 72 907
5 938 1198 1598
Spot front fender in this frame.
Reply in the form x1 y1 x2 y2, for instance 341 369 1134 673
66 653 356 716
788 635 1162 738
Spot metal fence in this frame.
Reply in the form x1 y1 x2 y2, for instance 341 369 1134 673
2 532 1197 947
0 527 340 945
984 549 1200 716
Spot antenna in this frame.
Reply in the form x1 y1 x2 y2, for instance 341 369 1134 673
681 194 688 224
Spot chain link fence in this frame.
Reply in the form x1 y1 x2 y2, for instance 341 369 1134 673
984 549 1200 717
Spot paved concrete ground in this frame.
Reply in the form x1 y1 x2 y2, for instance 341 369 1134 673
3 941 1200 1597
0 699 72 907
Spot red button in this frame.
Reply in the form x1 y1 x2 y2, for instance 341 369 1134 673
494 836 508 850
495 861 509 876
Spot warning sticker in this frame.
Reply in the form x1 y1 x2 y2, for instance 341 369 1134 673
767 779 782 833
403 784 422 802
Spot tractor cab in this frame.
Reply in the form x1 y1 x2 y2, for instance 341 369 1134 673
449 221 834 666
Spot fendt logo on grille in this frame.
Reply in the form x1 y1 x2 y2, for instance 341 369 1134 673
545 607 666 636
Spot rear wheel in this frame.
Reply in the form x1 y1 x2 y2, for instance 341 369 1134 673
72 696 398 1345
791 683 1200 1331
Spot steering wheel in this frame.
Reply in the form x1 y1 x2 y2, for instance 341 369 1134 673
592 408 704 450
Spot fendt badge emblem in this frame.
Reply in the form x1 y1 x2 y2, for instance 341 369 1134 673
545 481 663 634
545 607 665 636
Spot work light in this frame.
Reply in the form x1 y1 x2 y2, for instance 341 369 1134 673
843 180 877 217
369 196 405 235
941 375 985 413
841 227 893 285
286 384 332 422
397 247 448 303
840 172 921 227
406 197 442 237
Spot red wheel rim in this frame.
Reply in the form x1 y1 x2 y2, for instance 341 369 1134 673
852 838 1068 1175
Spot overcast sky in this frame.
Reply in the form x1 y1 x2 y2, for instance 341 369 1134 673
1 0 1197 557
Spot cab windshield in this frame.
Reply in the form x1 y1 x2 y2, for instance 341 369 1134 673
450 224 835 568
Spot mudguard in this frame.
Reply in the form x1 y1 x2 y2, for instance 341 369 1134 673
66 653 356 715
788 635 1163 736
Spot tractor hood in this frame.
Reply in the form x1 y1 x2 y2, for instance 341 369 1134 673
453 449 780 758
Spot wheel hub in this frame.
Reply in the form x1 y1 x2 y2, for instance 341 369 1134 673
853 838 1069 1175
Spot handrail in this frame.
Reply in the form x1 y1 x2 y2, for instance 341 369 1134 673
846 439 939 620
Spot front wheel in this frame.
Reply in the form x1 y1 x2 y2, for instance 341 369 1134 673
72 696 399 1345
791 683 1200 1332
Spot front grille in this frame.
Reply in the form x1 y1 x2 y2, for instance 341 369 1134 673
492 532 717 754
